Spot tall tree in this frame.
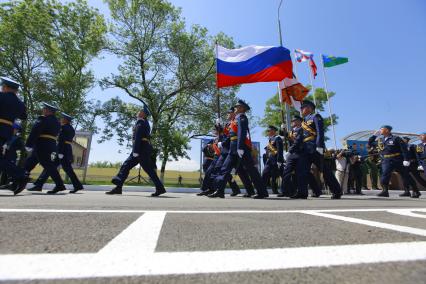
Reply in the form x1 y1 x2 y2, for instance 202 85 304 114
261 87 338 140
100 0 238 179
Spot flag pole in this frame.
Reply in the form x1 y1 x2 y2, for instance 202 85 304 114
321 54 338 150
215 42 221 120
307 63 317 108
278 0 291 131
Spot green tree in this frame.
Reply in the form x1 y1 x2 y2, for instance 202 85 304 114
261 87 338 140
99 0 238 180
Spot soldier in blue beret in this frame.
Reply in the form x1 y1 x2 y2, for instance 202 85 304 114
368 125 420 198
28 113 84 193
262 125 283 195
0 76 28 194
401 136 426 190
107 104 166 196
22 103 66 195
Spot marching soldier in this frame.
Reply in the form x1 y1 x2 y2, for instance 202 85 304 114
402 136 426 188
368 126 420 198
297 100 342 199
262 125 283 194
106 105 166 196
209 100 267 199
0 123 24 186
417 132 426 177
24 103 66 195
366 144 380 190
27 113 84 193
0 77 28 194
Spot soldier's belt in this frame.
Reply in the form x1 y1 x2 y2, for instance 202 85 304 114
39 134 57 140
383 153 400 158
303 136 315 142
205 157 214 160
0 118 13 126
65 141 72 145
230 136 238 141
301 121 317 136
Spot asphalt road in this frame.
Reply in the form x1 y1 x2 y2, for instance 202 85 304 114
0 186 426 284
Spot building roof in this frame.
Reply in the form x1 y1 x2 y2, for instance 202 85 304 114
342 130 421 144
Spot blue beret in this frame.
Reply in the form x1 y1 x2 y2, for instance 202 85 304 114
61 112 73 121
380 125 392 131
234 99 250 111
301 100 316 109
142 104 150 116
1 76 20 89
42 102 58 112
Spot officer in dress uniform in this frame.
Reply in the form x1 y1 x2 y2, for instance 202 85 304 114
278 115 305 197
24 103 66 195
0 77 28 194
298 100 342 199
417 132 426 178
27 113 84 193
106 104 166 196
402 136 426 188
209 100 267 199
262 125 283 194
0 123 24 186
368 125 420 198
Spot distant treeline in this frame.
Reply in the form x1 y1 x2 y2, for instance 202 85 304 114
89 161 123 169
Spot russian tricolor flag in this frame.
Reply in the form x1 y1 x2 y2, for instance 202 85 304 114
216 45 293 88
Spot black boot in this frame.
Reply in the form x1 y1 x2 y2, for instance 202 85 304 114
411 190 421 199
70 187 84 194
47 185 67 194
27 184 43 192
105 186 122 195
377 185 389 197
208 190 225 198
12 177 30 196
399 189 411 197
197 189 214 196
151 187 166 197
230 188 241 197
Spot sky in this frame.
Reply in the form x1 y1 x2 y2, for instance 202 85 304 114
84 0 426 171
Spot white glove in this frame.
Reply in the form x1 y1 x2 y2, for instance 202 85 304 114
132 152 139 158
284 152 291 161
58 154 64 159
215 118 221 125
277 162 282 168
403 161 410 167
374 130 381 136
418 165 424 171
316 147 324 155
281 123 286 130
218 142 222 149
25 147 33 152
237 149 244 158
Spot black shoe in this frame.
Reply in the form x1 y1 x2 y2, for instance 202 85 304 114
331 194 342 199
243 193 254 198
311 193 322 198
290 194 308 199
230 190 241 197
252 194 268 199
27 185 43 192
70 187 84 194
399 191 411 197
197 190 214 196
106 187 122 195
111 176 121 186
151 188 166 197
377 190 389 197
47 186 66 194
208 190 225 198
277 193 287 197
13 177 30 195
411 191 421 199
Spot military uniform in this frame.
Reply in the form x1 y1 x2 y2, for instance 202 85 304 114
24 104 66 194
416 141 426 177
300 101 342 199
0 77 28 194
368 127 419 198
30 114 83 193
108 105 166 196
261 126 283 194
0 124 24 185
366 146 380 189
406 142 426 188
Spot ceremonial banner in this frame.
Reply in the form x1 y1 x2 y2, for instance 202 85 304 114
295 49 317 78
279 77 309 110
322 54 349 68
216 45 293 88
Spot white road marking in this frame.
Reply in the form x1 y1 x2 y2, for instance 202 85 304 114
304 211 426 237
1 208 426 280
387 209 426 219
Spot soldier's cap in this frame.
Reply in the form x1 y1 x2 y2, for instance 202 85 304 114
0 76 20 90
402 136 411 141
42 102 58 112
291 115 303 122
227 106 235 113
301 100 316 109
61 112 73 121
234 99 250 111
12 122 22 131
142 103 150 116
380 125 392 131
267 125 278 132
